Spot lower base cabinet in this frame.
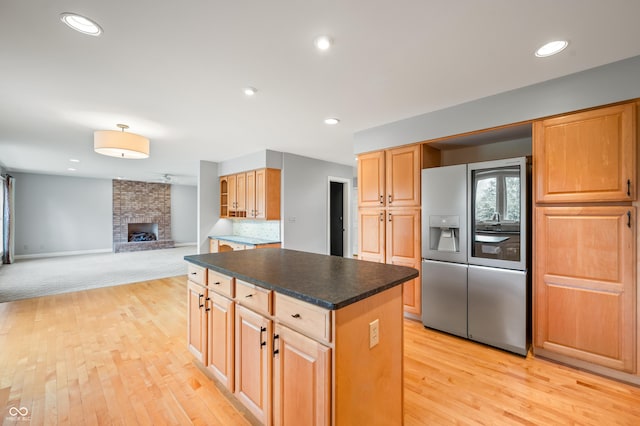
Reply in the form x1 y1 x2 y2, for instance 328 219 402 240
235 305 272 425
273 324 331 426
186 265 404 425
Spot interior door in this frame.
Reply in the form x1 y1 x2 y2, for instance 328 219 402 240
330 181 344 256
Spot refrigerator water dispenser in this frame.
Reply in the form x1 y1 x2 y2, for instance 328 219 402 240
429 215 460 252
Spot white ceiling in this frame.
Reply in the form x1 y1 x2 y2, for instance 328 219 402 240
2 1 640 186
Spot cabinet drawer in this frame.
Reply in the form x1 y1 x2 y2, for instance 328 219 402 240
236 280 272 315
207 270 235 298
187 264 207 285
275 293 332 344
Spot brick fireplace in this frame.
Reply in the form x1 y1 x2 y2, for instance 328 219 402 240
112 180 175 253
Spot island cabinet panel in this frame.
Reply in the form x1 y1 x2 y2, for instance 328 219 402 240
534 206 636 372
235 305 272 425
272 324 331 426
207 293 235 391
333 285 404 425
187 280 207 363
534 102 636 203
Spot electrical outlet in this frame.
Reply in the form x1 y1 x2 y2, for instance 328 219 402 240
369 319 379 348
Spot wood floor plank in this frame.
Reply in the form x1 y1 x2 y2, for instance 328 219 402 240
1 275 640 424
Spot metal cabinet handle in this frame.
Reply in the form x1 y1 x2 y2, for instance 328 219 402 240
627 211 632 228
388 212 392 222
388 194 392 204
198 294 204 308
628 179 631 197
190 272 197 275
379 195 384 204
379 212 384 222
205 297 211 312
213 281 221 286
291 313 301 319
273 334 280 356
245 293 254 298
260 326 267 348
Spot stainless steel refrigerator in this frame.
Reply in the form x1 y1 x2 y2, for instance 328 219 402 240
421 157 529 355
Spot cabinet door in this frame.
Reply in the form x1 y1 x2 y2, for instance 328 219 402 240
228 174 237 212
534 206 636 372
220 176 229 217
358 151 385 207
246 170 256 218
235 305 272 425
235 173 247 215
273 324 331 426
187 280 207 363
386 145 421 207
534 103 636 203
358 208 385 263
386 208 421 315
254 168 282 220
207 293 235 391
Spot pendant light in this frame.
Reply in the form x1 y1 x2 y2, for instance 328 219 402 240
94 124 150 159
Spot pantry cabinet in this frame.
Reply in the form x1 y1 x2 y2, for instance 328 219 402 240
358 207 422 315
358 145 420 208
534 206 636 372
534 102 637 203
358 144 422 315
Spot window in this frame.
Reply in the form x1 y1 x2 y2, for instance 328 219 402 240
473 167 520 223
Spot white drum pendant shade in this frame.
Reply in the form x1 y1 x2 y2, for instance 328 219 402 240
94 129 150 159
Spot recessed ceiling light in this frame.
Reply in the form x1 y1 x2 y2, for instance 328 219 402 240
314 36 333 51
324 117 340 125
535 40 568 57
60 12 103 37
244 87 257 96
67 167 77 172
69 158 80 163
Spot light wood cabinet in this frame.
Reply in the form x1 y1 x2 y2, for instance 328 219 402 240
358 208 385 263
187 279 207 363
358 145 421 207
534 206 636 372
358 207 422 314
207 293 235 391
220 168 281 220
358 145 422 315
534 102 637 203
235 305 272 425
272 324 331 426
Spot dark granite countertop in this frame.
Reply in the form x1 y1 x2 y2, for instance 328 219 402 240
209 235 281 246
184 249 418 310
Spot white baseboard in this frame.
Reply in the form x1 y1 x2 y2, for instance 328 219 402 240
14 243 197 260
15 248 113 260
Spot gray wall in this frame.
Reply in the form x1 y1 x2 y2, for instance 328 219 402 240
218 149 283 176
13 172 197 256
171 185 197 243
355 55 640 153
13 173 112 255
198 160 223 254
281 153 355 255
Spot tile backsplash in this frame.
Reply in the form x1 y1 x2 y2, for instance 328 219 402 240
232 220 281 241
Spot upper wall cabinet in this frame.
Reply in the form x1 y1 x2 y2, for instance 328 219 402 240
358 145 421 208
220 168 281 220
533 102 637 203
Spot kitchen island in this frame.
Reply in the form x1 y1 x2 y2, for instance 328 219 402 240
185 248 418 425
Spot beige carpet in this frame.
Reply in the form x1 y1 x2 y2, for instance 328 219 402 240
0 245 198 303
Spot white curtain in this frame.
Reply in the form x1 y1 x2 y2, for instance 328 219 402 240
2 174 15 264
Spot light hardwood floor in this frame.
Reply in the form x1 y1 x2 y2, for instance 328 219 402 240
1 276 639 425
